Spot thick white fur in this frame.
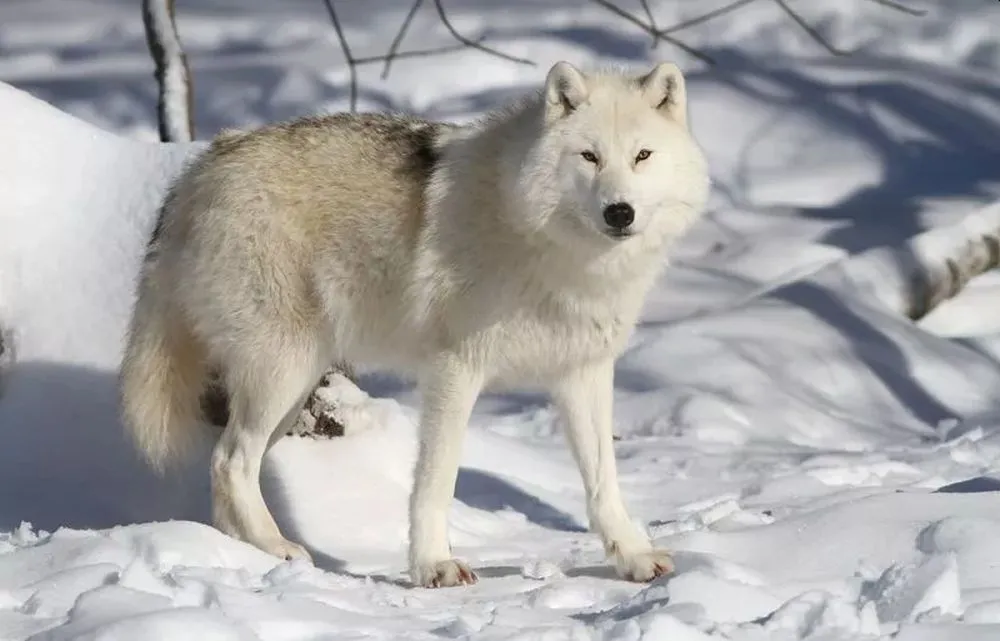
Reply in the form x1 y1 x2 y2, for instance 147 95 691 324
118 60 709 588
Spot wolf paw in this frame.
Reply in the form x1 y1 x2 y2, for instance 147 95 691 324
614 548 674 582
261 537 314 564
411 559 478 588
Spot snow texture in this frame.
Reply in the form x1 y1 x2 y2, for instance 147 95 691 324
3 0 1000 639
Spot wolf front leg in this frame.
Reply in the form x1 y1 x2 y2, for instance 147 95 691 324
551 358 673 582
408 356 484 588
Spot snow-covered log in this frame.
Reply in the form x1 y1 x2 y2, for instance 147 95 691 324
812 201 1000 321
201 361 360 439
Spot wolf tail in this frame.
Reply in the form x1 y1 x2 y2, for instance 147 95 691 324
119 268 209 474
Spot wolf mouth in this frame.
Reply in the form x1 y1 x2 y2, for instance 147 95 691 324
605 228 635 239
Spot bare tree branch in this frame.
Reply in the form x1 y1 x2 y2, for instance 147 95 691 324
660 0 761 35
323 0 534 111
865 0 927 17
637 0 659 47
357 41 487 66
141 0 194 141
592 0 925 66
321 0 359 112
588 0 716 65
431 0 535 66
381 0 425 80
773 0 851 57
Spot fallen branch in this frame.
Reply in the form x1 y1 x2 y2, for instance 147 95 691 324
141 0 194 141
200 361 361 438
812 201 1000 321
904 230 1000 323
287 365 359 438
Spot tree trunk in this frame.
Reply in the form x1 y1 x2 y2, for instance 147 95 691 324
142 0 195 142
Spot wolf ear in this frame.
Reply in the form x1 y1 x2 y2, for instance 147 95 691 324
544 61 589 123
639 62 687 127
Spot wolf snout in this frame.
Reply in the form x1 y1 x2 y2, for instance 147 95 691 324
603 202 635 232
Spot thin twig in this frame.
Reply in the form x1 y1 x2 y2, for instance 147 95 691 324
321 0 358 112
637 0 658 47
431 0 535 66
381 0 425 80
588 0 716 65
661 0 761 35
773 0 851 56
865 0 927 17
356 40 487 66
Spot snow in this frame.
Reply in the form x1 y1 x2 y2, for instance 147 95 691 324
2 0 1000 639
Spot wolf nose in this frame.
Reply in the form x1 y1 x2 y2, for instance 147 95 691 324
603 202 635 229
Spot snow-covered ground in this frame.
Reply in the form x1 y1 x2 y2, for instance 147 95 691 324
3 0 1000 639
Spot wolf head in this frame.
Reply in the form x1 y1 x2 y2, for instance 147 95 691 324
513 61 709 255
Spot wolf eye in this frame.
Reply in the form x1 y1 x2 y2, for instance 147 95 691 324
581 151 599 164
635 149 652 163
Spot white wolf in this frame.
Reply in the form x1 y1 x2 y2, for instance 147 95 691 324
119 60 710 588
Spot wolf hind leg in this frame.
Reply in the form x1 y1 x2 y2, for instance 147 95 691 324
210 335 327 562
